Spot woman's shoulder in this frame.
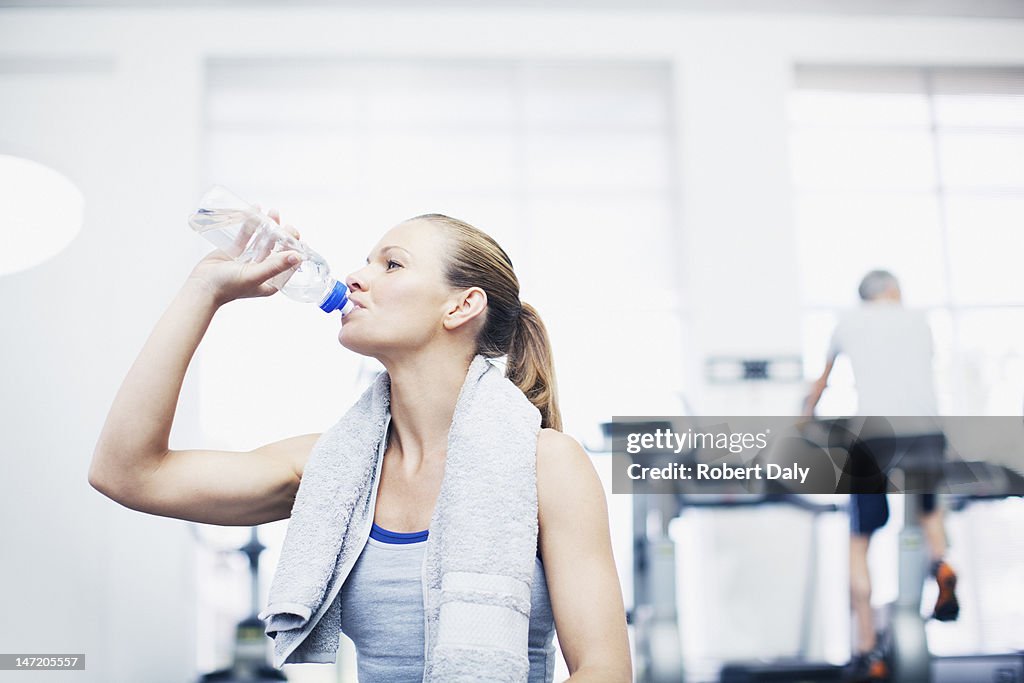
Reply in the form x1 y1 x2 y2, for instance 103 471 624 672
535 428 610 544
536 428 595 486
537 427 579 453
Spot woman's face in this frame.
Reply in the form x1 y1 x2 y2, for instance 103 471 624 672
339 219 460 358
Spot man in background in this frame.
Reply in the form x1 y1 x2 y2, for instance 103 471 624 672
804 269 959 682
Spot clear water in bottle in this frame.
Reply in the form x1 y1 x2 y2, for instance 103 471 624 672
188 186 352 315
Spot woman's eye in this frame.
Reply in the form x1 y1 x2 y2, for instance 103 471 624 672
386 259 402 270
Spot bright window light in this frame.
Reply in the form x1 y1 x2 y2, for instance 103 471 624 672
791 66 1024 417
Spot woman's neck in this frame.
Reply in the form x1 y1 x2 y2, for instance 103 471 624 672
384 349 474 471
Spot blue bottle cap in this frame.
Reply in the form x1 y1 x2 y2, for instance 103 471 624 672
319 280 350 313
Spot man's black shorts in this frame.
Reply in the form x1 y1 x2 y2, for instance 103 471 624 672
850 492 937 535
846 433 945 536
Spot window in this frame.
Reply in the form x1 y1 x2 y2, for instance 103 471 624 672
791 66 1024 417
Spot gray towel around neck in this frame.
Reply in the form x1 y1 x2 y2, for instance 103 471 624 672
257 354 542 680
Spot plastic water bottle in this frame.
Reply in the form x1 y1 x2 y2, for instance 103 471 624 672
188 185 353 316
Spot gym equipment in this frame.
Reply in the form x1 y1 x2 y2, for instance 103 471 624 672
727 428 1024 683
866 443 1024 683
930 462 1024 683
933 653 1024 683
613 420 849 683
695 494 848 683
619 416 1024 683
612 420 685 683
193 526 286 683
874 433 943 683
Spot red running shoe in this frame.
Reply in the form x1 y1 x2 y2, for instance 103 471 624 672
932 559 960 622
850 645 890 682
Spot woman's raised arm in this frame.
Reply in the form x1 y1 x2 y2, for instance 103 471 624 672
89 213 313 526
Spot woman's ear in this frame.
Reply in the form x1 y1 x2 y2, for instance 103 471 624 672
443 287 487 331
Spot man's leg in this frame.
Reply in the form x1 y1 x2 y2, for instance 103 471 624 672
919 494 959 621
850 533 876 653
920 504 947 561
849 493 891 680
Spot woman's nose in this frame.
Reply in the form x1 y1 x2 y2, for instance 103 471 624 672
345 267 367 292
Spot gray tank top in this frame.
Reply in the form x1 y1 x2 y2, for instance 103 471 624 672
340 532 556 682
339 426 556 682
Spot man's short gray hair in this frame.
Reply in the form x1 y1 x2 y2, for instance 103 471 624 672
858 269 900 301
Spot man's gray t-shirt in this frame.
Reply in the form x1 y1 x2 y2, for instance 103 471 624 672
828 301 938 418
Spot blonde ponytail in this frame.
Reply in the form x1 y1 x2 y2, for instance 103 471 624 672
507 301 562 431
415 214 563 431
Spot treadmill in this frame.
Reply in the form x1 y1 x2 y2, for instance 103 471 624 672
724 436 1024 683
619 419 850 683
620 417 1024 683
929 460 1024 683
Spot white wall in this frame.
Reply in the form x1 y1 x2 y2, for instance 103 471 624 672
1 7 1023 681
